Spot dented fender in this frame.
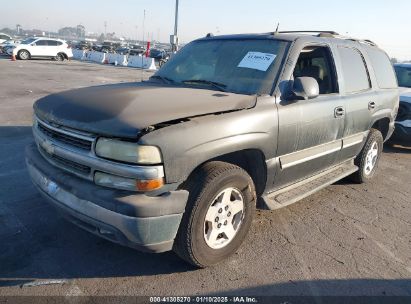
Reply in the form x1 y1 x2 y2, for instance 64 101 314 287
138 97 279 185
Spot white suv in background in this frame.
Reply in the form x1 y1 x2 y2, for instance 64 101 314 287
12 37 73 61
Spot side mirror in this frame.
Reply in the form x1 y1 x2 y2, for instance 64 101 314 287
291 77 319 100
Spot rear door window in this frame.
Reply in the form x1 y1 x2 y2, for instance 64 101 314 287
337 47 371 93
35 40 48 46
47 40 58 46
366 47 397 89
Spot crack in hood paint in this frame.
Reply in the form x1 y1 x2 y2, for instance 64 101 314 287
34 82 256 139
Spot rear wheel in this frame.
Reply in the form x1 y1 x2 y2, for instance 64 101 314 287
18 50 30 60
350 128 383 183
173 161 256 268
55 53 65 61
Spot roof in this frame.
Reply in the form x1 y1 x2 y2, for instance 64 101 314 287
196 31 379 48
30 37 65 41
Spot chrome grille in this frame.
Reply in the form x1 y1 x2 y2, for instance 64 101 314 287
33 115 165 184
37 121 93 151
39 146 91 175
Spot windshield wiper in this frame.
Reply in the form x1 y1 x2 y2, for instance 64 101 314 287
149 75 175 84
181 79 227 92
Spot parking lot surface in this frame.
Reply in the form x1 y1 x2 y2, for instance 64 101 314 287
0 58 410 297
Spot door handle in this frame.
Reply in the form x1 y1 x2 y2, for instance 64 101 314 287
334 106 345 118
368 101 376 110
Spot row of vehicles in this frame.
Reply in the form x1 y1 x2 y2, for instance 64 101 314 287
0 34 170 62
73 40 171 60
25 30 409 268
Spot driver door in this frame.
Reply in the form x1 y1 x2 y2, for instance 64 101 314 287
273 44 345 190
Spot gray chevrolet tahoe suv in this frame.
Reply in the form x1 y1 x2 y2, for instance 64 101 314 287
26 31 399 267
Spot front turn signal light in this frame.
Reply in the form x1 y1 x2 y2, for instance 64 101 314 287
136 178 164 191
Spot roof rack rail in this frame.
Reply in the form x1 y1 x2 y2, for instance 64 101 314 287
344 38 378 47
277 31 378 47
278 31 340 35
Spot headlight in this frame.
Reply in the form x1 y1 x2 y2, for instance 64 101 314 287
95 138 162 164
94 172 164 191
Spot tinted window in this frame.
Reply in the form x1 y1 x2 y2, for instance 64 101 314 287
0 34 10 40
47 40 58 46
35 40 48 46
337 47 370 93
394 66 411 88
21 38 37 45
57 41 63 46
366 47 397 89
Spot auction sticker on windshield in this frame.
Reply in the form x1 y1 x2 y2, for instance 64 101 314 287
238 52 277 71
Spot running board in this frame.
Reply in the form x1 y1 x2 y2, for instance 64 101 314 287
262 160 358 210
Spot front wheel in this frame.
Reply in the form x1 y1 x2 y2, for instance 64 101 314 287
350 128 383 183
173 161 256 268
18 50 30 60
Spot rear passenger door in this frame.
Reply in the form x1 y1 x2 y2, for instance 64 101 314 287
47 40 60 56
333 46 375 161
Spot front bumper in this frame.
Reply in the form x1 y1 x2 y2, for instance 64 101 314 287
389 122 411 146
26 143 188 253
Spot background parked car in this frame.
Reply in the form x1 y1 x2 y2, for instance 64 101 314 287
0 39 20 54
0 33 12 44
12 37 73 61
149 48 170 60
98 41 121 53
129 45 145 56
115 47 131 55
75 41 92 50
390 63 411 146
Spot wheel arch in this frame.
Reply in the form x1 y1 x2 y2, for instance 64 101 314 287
182 149 268 197
371 117 391 140
57 52 68 60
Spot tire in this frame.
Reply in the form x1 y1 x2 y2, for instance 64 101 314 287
18 50 30 60
173 161 256 268
55 53 65 61
350 128 383 183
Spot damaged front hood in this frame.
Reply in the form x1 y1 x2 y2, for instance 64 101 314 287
34 82 256 139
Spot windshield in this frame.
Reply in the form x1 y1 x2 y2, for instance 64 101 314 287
21 38 37 45
153 38 289 95
395 66 411 88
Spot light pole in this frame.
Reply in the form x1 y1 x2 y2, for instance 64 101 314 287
171 0 179 52
142 9 146 45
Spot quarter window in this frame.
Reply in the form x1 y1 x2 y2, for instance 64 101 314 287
366 47 397 89
337 47 370 93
